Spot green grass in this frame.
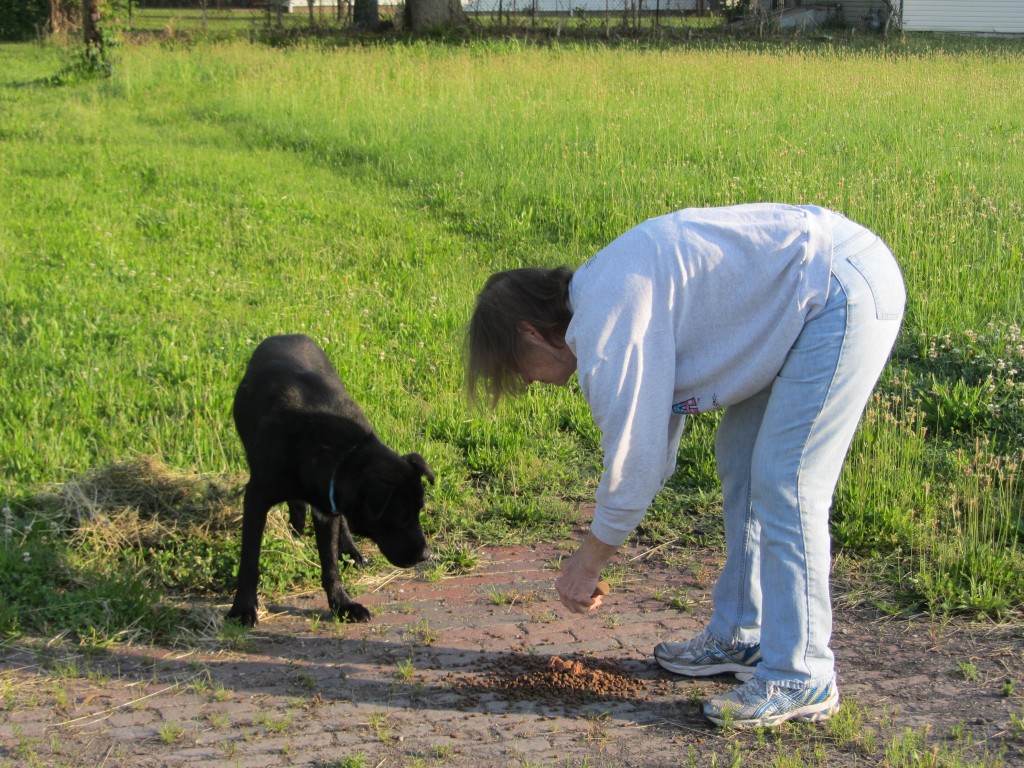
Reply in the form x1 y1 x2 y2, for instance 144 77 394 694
0 33 1022 643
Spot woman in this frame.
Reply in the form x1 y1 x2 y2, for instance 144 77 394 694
466 203 905 728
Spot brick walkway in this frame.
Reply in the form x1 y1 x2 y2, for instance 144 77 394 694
2 527 1022 767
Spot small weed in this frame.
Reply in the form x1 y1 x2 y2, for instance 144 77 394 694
405 619 438 646
217 620 255 652
157 722 185 744
1010 710 1024 736
770 748 808 767
210 681 232 702
825 696 866 750
659 588 697 612
955 661 979 682
291 671 317 692
584 712 611 747
257 712 292 734
950 720 970 744
1001 678 1016 696
486 586 512 605
715 705 737 729
670 595 697 612
47 681 69 710
329 615 349 637
686 686 705 710
395 657 416 682
51 659 80 679
434 543 480 575
206 712 230 729
365 711 390 742
422 562 448 582
188 671 214 695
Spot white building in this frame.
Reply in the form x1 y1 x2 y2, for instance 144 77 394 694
462 0 697 13
277 0 342 13
900 0 1024 33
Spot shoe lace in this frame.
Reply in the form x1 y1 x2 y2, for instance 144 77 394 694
735 678 774 706
676 628 716 653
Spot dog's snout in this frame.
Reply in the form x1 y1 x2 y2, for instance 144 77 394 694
382 542 431 569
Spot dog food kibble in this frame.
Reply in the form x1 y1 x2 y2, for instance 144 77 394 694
446 654 648 709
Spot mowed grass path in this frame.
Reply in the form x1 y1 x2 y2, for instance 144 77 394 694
0 37 1022 625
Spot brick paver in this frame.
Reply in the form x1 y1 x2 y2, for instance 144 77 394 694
2 528 1022 767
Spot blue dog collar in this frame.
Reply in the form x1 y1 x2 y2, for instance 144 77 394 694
328 473 339 514
328 435 371 515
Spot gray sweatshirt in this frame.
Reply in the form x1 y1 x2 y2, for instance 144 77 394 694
565 203 835 546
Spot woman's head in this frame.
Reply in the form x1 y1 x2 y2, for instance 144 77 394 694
466 267 575 405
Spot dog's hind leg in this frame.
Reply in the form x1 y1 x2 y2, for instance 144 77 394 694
309 509 365 566
287 500 308 537
337 516 366 566
226 483 275 627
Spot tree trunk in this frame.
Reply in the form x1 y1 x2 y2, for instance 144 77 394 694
405 0 467 30
352 0 378 28
83 0 103 46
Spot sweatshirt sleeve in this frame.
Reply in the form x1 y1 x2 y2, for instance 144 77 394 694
578 328 685 546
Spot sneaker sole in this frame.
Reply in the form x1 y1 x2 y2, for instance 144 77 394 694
654 657 757 677
704 690 841 729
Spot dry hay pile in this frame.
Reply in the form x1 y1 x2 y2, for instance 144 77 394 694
31 456 251 554
447 654 650 710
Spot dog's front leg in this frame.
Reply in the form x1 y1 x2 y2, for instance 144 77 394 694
226 484 272 627
312 512 371 622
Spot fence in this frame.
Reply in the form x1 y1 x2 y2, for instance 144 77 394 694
118 0 717 35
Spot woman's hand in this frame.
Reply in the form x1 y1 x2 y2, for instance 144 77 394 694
555 533 619 614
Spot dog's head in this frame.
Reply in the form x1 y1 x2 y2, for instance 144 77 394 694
347 452 434 568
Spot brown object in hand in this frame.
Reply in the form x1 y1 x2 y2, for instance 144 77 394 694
592 581 610 597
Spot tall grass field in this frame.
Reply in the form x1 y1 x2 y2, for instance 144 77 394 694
0 34 1022 643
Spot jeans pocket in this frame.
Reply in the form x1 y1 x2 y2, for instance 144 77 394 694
848 247 906 322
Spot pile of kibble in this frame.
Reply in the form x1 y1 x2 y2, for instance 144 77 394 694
447 654 650 709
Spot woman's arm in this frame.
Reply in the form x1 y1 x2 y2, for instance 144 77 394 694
555 532 620 613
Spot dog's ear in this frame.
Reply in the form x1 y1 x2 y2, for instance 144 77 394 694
404 453 435 486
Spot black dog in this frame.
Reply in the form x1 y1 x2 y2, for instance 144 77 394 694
227 334 434 627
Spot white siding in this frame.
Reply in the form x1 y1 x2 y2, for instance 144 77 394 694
283 0 338 10
902 0 1024 33
463 0 696 12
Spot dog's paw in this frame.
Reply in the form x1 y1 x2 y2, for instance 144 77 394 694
225 604 258 628
335 602 372 623
341 550 367 568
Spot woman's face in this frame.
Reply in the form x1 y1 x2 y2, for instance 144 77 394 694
516 322 577 387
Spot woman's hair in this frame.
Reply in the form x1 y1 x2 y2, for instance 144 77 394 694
466 266 574 406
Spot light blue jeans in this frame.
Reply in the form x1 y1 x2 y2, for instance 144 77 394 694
706 213 906 689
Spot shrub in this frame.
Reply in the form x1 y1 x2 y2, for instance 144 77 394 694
0 0 51 41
